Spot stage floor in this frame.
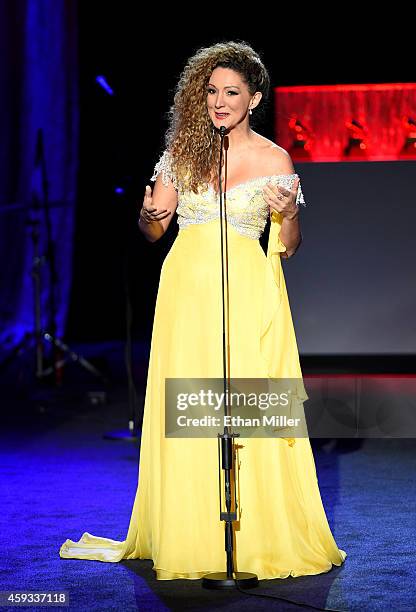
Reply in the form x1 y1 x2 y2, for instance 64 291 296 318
1 343 415 611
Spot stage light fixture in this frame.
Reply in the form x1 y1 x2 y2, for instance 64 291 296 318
288 115 313 159
399 116 416 156
343 119 369 157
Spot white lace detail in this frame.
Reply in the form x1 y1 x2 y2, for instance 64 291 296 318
176 174 305 240
150 150 179 191
150 150 306 240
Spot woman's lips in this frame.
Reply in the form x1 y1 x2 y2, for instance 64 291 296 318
215 112 229 119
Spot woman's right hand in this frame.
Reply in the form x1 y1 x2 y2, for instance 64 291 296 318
139 185 172 224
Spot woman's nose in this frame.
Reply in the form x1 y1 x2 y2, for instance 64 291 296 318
215 93 225 108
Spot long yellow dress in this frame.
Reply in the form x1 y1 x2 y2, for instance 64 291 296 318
59 151 346 580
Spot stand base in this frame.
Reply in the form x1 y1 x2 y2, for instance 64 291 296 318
202 572 258 589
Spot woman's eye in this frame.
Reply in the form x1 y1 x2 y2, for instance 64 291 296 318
207 89 238 95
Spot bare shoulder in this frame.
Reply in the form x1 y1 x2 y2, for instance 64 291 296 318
251 132 295 175
263 143 295 175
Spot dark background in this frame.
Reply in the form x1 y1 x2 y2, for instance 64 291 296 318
66 8 414 348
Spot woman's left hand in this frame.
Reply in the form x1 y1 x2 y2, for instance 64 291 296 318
263 177 300 219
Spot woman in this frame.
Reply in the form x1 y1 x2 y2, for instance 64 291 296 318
60 41 346 580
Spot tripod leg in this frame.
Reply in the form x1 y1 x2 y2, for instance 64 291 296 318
43 334 108 383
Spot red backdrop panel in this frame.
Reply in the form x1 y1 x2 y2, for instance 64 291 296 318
274 83 416 162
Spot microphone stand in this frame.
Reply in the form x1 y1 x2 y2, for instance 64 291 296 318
202 127 258 590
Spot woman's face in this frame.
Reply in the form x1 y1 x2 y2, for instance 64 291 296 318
206 67 261 131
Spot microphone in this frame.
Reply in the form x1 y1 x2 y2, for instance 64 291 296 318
219 126 227 138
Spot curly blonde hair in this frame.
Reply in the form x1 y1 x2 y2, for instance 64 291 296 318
165 41 270 194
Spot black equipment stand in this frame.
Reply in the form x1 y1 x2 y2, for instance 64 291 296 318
0 129 106 385
202 127 258 590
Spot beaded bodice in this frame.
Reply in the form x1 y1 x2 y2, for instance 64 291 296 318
151 150 306 240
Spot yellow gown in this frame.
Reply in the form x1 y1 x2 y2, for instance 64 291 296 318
59 151 346 580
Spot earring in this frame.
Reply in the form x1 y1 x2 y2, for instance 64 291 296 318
249 108 253 115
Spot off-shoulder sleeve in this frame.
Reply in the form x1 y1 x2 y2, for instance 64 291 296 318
295 180 306 207
282 174 306 207
150 150 179 191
